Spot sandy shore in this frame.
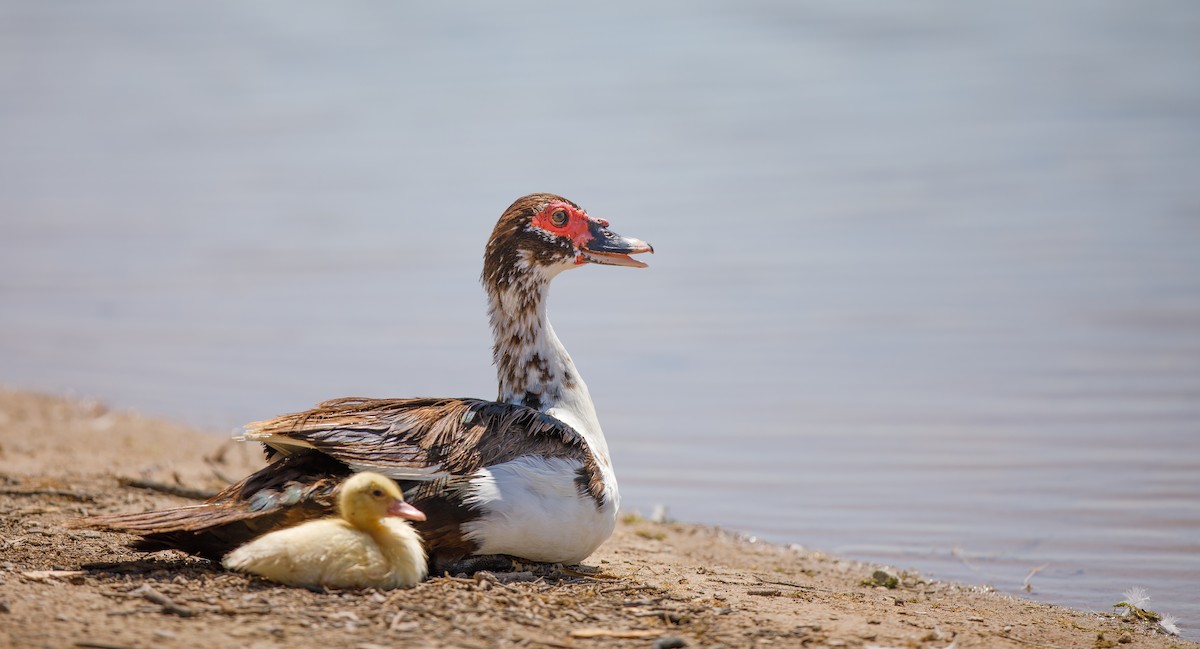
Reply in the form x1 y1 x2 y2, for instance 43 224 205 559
0 389 1190 649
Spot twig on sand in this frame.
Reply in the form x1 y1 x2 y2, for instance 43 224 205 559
523 637 575 649
129 584 195 617
76 642 143 649
558 566 620 580
753 575 819 591
570 628 661 639
484 571 537 584
117 477 216 501
600 584 659 594
632 610 686 624
21 570 87 581
0 487 95 502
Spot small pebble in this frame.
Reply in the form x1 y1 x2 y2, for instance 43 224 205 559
652 637 687 649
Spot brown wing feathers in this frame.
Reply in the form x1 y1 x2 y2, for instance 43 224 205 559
247 397 596 483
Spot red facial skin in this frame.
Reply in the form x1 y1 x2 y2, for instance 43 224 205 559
531 200 606 265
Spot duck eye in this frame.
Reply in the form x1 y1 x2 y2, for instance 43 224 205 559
550 209 569 227
372 489 384 498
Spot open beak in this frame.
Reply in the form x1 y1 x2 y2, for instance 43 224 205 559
581 221 654 268
387 500 427 522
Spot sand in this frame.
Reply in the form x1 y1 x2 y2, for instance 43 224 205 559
0 389 1191 649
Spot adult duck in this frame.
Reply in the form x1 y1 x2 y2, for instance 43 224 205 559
79 193 653 573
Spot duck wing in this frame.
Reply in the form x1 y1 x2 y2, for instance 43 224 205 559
242 397 597 494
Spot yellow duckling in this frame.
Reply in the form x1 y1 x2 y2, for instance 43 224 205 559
222 472 428 589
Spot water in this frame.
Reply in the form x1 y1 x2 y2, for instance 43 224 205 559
2 0 1198 636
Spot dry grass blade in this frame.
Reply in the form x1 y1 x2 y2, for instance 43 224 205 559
21 570 87 581
0 486 95 502
117 477 217 500
558 566 620 580
569 629 661 639
130 584 195 617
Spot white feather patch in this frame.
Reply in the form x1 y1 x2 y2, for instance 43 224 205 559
460 456 617 564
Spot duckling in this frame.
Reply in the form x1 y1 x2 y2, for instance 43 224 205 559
222 472 427 589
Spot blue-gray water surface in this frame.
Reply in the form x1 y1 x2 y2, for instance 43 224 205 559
2 0 1198 636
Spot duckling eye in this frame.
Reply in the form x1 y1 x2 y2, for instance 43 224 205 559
371 489 384 498
550 209 569 227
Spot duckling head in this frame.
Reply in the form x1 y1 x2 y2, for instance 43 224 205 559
337 472 427 530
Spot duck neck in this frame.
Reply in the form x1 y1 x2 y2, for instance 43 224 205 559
485 268 611 462
340 500 382 534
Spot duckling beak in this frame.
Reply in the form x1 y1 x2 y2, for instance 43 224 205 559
387 500 426 522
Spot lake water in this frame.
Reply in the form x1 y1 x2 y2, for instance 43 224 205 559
2 0 1198 637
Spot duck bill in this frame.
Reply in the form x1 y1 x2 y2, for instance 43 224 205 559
387 500 427 522
582 222 654 268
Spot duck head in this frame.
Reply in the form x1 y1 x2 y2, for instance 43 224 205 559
483 193 654 288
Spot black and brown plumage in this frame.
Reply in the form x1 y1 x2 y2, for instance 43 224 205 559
76 193 653 572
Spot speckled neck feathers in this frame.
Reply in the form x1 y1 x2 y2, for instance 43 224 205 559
486 268 578 411
482 194 585 412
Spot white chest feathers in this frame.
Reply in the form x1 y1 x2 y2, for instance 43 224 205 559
222 517 428 590
460 455 618 564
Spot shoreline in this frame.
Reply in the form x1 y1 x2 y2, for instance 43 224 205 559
0 389 1191 648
